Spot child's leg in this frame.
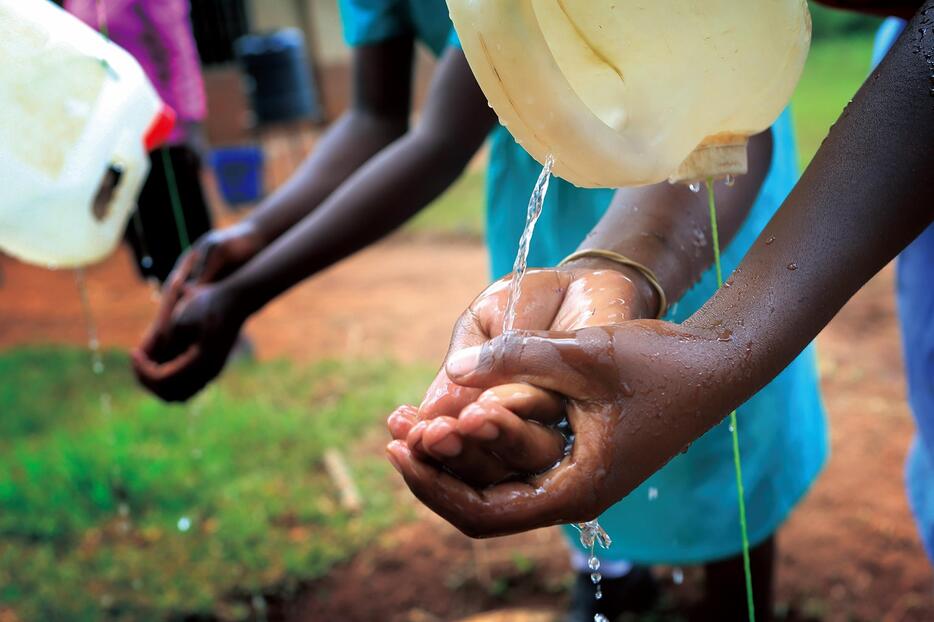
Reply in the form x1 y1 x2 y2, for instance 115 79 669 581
701 536 775 622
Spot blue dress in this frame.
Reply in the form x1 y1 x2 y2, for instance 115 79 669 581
341 0 829 565
873 17 934 564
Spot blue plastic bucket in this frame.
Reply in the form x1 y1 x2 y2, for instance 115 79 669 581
210 146 264 205
235 29 322 125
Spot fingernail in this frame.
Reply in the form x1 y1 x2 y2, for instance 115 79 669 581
475 422 499 441
432 432 463 457
446 346 482 379
386 443 405 474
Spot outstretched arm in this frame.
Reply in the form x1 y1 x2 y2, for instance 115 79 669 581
222 48 496 316
388 2 934 537
134 48 496 401
242 38 418 246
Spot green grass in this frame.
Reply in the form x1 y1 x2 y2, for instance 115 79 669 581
792 36 876 168
0 347 433 621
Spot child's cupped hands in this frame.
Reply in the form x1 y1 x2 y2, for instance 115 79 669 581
387 264 651 488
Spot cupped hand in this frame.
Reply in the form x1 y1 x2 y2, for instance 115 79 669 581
388 265 652 487
132 260 246 402
131 222 264 402
387 318 744 538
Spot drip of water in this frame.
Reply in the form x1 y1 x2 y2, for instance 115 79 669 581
574 519 612 620
725 174 736 187
74 269 104 375
672 567 684 585
502 155 555 334
688 181 702 193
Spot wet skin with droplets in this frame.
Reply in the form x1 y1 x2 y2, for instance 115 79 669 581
389 267 653 489
387 1 934 538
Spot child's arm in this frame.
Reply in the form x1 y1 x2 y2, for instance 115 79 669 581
389 129 774 489
143 36 422 289
388 2 934 537
134 48 496 401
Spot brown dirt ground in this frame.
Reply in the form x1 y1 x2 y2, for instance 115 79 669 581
1 236 931 621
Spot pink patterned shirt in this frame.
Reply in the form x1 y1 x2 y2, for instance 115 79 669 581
65 0 207 145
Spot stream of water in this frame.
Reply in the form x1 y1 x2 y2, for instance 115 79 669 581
502 155 612 622
502 155 554 334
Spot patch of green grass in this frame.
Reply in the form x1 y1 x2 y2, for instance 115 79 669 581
0 347 433 621
792 36 876 168
405 169 485 238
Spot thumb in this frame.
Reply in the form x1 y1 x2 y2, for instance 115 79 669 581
444 329 608 400
192 242 227 284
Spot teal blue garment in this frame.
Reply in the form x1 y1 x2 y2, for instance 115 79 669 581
486 111 828 564
337 0 451 56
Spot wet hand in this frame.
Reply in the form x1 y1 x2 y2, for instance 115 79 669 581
176 220 265 287
388 266 651 487
132 222 264 401
132 262 245 402
387 319 742 538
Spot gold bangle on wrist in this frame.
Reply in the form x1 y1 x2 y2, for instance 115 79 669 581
558 249 668 319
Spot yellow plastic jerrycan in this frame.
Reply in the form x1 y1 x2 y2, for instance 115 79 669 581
449 0 811 188
0 0 174 268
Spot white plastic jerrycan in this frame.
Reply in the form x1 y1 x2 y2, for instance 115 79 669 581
449 0 811 188
0 0 174 268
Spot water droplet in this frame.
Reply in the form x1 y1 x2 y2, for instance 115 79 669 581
688 182 701 193
251 594 268 615
100 392 112 414
765 236 776 245
787 262 798 271
672 567 684 585
591 572 602 584
594 614 608 621
588 557 601 571
729 424 735 433
648 487 659 501
177 516 192 532
724 174 736 187
141 255 154 269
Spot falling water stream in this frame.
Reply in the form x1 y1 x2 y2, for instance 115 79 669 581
74 268 105 376
502 155 554 333
502 155 612 622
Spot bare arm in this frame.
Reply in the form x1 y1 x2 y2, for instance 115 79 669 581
564 130 774 315
387 2 934 537
133 48 496 401
222 48 496 317
244 38 417 245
